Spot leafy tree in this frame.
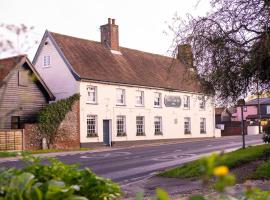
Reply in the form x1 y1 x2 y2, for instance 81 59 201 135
171 0 270 103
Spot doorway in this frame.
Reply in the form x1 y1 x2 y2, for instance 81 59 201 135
103 120 112 146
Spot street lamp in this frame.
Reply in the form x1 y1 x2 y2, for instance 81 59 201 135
237 99 246 149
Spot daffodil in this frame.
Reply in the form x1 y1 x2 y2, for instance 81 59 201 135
213 166 229 176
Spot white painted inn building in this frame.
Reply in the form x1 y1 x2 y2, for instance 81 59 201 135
33 18 217 146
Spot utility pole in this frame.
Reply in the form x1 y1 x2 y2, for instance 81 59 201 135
238 99 246 149
257 82 261 134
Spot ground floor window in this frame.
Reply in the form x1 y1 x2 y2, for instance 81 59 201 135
154 116 162 135
117 115 126 136
87 115 98 137
136 116 145 136
184 117 191 134
200 118 206 134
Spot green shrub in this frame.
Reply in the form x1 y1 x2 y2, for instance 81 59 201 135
252 159 270 179
0 156 121 200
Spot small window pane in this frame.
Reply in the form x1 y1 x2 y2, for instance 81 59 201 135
200 118 206 134
87 115 97 137
154 92 161 107
117 116 126 136
154 116 162 135
87 86 97 103
43 56 50 66
136 116 145 136
184 117 191 134
183 96 190 109
116 89 125 105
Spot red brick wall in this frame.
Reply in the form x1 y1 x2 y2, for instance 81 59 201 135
24 100 80 150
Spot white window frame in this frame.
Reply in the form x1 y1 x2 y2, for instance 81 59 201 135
87 115 98 137
116 115 126 136
86 86 97 104
154 92 162 107
116 88 126 105
154 116 162 135
183 95 190 109
43 55 50 67
136 116 145 136
200 118 206 134
184 117 191 134
135 90 144 106
199 97 206 110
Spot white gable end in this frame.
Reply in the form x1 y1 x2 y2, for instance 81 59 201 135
33 35 79 100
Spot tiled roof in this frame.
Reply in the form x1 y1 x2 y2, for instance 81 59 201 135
49 32 202 93
0 55 24 82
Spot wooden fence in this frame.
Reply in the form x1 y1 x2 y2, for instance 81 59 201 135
0 129 23 150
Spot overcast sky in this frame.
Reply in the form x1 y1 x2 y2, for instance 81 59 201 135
0 0 210 59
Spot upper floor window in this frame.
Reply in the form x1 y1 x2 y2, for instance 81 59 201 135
183 95 190 109
184 117 191 134
135 90 144 106
200 118 206 134
116 88 125 105
116 115 126 136
154 92 162 107
86 86 97 104
154 116 162 135
199 97 206 110
87 115 98 137
43 55 50 67
136 116 145 136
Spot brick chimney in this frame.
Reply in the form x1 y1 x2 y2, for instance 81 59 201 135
100 18 119 51
177 44 193 67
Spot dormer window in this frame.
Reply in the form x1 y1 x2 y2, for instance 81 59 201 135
43 55 50 67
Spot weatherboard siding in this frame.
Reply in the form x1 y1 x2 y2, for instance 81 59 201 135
33 36 79 100
0 65 48 129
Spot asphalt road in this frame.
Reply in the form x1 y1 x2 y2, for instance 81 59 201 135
0 135 263 185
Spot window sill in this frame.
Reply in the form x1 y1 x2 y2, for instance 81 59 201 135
43 65 51 68
117 133 127 137
86 102 98 105
136 133 146 136
183 107 190 110
184 132 191 135
154 106 162 108
87 134 98 138
116 104 126 106
200 132 207 134
135 104 145 107
154 132 163 136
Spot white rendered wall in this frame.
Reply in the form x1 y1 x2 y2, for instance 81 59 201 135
33 37 79 100
80 81 216 143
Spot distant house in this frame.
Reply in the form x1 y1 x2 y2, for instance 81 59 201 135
32 18 217 147
232 98 270 122
0 55 54 129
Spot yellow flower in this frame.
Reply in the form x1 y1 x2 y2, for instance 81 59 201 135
213 166 229 176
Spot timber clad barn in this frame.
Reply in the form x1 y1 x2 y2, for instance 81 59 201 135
0 55 54 129
33 18 216 147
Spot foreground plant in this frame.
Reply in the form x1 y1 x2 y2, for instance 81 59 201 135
0 156 121 200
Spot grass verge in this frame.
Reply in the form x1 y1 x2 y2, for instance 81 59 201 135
252 159 270 179
159 144 270 178
0 148 92 158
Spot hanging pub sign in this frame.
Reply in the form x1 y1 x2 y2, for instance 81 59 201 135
164 96 181 107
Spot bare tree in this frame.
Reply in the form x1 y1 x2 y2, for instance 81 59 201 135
170 0 270 104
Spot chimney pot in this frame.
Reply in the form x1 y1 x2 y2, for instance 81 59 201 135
100 18 119 51
177 44 193 67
